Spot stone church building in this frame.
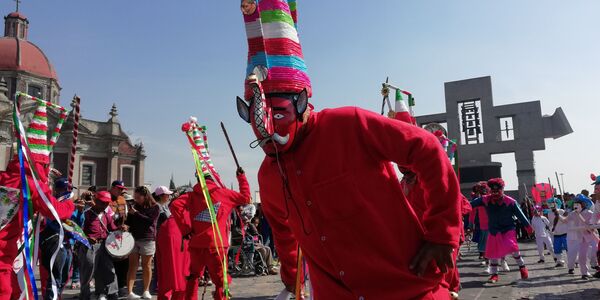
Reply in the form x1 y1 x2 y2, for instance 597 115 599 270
0 10 145 191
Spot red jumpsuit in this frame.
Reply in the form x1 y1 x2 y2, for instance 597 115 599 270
156 215 190 300
401 174 471 295
259 107 462 299
170 174 250 300
0 159 74 299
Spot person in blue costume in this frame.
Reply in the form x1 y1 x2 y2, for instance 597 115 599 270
471 178 533 283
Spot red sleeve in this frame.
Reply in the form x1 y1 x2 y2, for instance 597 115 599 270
170 194 192 236
221 174 251 206
30 180 74 221
461 196 472 215
258 169 299 291
356 108 462 247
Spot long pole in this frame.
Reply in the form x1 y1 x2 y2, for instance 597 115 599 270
220 122 241 169
555 172 564 196
68 95 81 185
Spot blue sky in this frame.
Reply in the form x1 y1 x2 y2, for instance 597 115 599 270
3 0 599 195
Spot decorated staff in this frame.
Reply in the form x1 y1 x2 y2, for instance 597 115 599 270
381 79 416 125
169 117 251 300
67 95 81 185
235 1 462 299
0 93 75 300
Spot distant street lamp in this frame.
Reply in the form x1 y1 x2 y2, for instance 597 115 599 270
559 173 565 193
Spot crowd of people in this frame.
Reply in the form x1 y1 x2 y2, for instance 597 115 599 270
33 175 280 300
466 177 600 286
1 1 596 299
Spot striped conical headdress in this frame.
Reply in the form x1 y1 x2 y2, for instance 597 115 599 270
181 117 218 179
20 93 68 165
26 101 50 164
242 0 311 99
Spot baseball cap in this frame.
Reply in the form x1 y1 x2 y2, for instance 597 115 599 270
154 186 174 196
111 180 127 190
54 177 73 191
95 191 112 204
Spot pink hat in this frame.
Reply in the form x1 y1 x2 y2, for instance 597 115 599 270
154 186 173 196
95 191 112 204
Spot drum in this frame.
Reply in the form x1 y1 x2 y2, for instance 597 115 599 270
105 230 134 260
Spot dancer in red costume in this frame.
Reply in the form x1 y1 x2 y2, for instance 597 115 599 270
0 100 74 299
470 178 533 284
235 1 462 298
390 96 467 300
170 119 251 300
155 187 190 300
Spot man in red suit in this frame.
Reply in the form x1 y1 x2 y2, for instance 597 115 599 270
0 100 74 299
171 118 251 300
235 1 462 299
170 170 250 300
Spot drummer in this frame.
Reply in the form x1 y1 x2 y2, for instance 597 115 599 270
79 191 121 300
109 180 130 294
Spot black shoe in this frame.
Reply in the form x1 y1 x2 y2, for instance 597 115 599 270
593 272 600 279
568 269 575 275
582 275 591 280
537 260 545 264
554 258 558 262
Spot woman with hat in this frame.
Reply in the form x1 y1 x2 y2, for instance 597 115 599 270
564 195 598 279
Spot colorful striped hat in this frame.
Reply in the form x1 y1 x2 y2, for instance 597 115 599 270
242 0 312 99
181 117 218 179
26 101 50 164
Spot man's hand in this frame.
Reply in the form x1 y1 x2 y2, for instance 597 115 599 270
409 242 454 276
236 167 245 176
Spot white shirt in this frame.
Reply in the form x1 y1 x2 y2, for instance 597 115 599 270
548 209 568 235
531 216 550 237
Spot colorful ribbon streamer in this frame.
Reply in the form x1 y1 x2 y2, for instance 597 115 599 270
13 93 70 300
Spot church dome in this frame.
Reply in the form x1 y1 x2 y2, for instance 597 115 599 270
0 11 58 81
0 37 58 80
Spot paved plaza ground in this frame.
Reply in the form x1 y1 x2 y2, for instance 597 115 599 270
52 240 600 299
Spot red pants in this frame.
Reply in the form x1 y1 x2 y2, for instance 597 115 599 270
445 247 461 293
158 291 186 300
185 248 230 300
0 268 30 300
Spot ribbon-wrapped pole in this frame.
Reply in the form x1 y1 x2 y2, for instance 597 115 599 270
68 96 81 185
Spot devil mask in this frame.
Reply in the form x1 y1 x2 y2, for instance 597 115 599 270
237 76 309 155
237 0 312 156
487 178 505 204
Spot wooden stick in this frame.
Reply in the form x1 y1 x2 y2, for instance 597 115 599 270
220 122 240 169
